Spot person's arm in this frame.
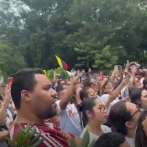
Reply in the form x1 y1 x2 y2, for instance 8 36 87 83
105 78 129 107
110 69 118 83
0 86 11 121
59 76 79 110
129 66 136 86
74 136 81 147
0 131 9 142
62 131 81 147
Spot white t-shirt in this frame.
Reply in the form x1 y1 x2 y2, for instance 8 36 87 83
6 109 13 128
100 94 119 114
56 100 82 136
80 125 111 144
125 137 134 147
100 94 119 103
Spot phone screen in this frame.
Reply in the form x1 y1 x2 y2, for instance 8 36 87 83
7 77 13 88
60 74 65 79
80 73 88 82
124 87 129 98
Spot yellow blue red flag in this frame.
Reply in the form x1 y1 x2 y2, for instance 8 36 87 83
55 56 68 70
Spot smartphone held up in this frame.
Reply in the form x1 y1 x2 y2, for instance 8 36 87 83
80 73 88 82
7 77 13 88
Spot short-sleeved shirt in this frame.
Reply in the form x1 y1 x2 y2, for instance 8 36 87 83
80 125 111 144
9 122 74 147
56 100 82 136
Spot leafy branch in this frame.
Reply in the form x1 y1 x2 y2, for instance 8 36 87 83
6 123 43 147
69 130 95 147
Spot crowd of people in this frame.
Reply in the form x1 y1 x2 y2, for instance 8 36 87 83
0 61 147 147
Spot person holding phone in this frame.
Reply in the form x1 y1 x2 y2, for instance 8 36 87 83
0 85 11 147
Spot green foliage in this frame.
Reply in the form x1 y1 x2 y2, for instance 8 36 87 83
47 67 69 81
65 0 147 68
0 41 27 76
6 123 43 147
0 0 147 72
47 69 54 81
69 130 95 147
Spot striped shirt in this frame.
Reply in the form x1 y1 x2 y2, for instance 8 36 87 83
9 122 74 147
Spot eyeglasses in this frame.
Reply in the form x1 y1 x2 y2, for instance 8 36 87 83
98 106 107 113
130 105 142 119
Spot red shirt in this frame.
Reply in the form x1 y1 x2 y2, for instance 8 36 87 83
10 122 74 147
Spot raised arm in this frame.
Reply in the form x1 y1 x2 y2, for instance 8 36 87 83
105 78 129 107
59 76 79 110
0 86 11 122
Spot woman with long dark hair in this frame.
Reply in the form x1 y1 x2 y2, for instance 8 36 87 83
135 110 147 147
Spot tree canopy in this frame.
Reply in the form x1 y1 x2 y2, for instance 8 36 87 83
0 0 147 75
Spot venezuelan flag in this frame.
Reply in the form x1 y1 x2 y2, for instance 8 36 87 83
55 56 68 70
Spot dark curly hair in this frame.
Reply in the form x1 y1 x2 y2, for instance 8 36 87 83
95 132 126 147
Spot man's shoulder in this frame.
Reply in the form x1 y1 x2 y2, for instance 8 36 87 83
10 122 59 134
9 122 70 147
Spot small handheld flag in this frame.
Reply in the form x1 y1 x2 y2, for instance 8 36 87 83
55 56 68 70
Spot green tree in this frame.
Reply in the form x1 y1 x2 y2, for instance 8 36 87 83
0 0 76 69
65 0 147 69
1 0 147 72
0 41 27 76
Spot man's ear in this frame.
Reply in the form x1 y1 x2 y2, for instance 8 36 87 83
21 90 31 102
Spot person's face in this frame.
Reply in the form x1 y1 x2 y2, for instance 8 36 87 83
134 78 141 88
125 102 142 130
141 90 147 109
58 85 69 100
90 82 98 92
22 74 57 119
103 82 113 93
119 141 130 147
86 99 107 124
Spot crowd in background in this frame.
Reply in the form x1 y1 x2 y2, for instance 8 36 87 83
0 61 147 147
